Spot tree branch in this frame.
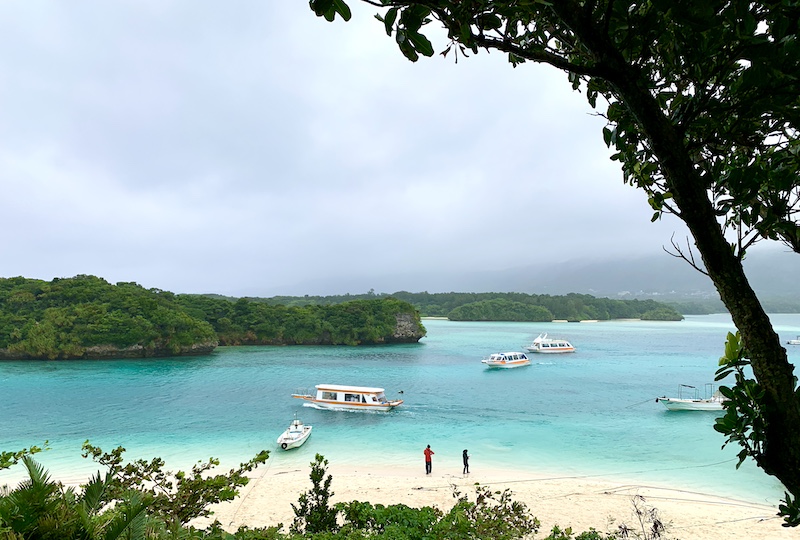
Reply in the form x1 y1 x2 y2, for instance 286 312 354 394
663 234 708 276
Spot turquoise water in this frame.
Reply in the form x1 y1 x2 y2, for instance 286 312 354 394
2 314 800 505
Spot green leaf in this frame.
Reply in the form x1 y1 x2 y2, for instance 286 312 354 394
384 7 398 36
310 0 334 18
332 0 351 21
407 30 434 57
396 31 420 62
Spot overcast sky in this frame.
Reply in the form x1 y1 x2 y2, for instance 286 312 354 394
0 1 704 297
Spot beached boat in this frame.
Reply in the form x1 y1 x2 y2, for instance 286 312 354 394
276 417 312 450
656 384 727 411
292 384 403 411
481 351 531 369
787 335 800 345
526 333 575 354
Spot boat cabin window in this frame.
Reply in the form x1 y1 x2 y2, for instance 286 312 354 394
344 393 363 402
321 391 337 400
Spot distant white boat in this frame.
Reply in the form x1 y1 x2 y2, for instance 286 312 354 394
292 384 403 411
787 335 800 345
656 384 727 411
481 351 531 369
276 417 312 450
526 333 575 354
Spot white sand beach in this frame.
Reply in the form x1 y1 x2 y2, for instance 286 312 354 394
194 462 795 540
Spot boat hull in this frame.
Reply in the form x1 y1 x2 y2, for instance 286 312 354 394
657 398 724 411
481 360 531 369
293 396 402 412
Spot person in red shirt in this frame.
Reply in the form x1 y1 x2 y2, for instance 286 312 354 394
424 444 434 474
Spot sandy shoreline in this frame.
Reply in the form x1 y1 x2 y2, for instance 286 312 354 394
192 462 794 539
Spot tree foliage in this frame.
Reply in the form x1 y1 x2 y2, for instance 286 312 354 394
448 298 554 321
0 276 427 359
290 454 338 534
308 0 800 523
232 290 683 321
0 275 217 359
81 442 270 530
176 295 426 345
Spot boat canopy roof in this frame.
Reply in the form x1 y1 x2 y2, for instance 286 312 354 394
315 384 386 393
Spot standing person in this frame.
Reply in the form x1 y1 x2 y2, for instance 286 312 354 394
462 449 470 474
424 444 434 475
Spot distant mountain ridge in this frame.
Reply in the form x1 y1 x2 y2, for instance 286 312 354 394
489 251 800 301
270 249 800 305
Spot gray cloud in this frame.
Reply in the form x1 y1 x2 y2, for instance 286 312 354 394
0 1 694 296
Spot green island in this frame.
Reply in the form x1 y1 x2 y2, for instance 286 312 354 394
0 276 684 360
0 276 426 360
258 291 684 322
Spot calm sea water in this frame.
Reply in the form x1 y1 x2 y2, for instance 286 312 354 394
2 314 800 505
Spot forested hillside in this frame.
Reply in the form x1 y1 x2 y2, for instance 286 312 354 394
0 275 217 360
175 295 425 345
251 291 684 321
0 276 427 359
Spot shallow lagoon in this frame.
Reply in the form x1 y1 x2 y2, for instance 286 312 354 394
3 314 799 505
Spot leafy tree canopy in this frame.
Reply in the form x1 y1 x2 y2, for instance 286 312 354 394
0 275 217 359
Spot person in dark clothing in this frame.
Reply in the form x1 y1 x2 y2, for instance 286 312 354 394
424 444 434 474
462 449 470 474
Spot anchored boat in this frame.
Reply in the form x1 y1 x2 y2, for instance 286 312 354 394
526 333 575 354
276 417 312 450
656 384 727 411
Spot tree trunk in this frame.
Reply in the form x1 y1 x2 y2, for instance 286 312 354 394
607 61 800 496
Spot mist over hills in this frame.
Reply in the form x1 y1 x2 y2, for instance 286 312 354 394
484 250 800 301
269 249 800 307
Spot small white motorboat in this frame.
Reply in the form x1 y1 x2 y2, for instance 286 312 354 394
656 384 727 411
526 333 575 354
481 351 531 369
276 417 313 450
787 335 800 345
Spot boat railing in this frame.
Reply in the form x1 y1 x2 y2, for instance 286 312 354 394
677 384 699 400
677 383 718 401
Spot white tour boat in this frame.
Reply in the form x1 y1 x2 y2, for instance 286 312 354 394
276 417 312 450
292 384 403 411
526 333 575 354
656 384 727 411
787 335 800 345
481 351 531 369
